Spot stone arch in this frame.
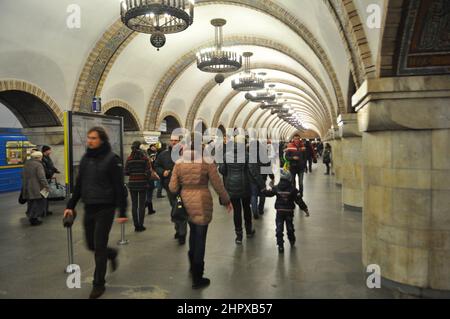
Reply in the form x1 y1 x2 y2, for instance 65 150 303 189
221 82 330 134
217 124 226 135
149 37 339 131
322 0 375 85
0 79 63 127
377 0 405 77
187 64 332 130
211 82 329 132
158 111 184 133
103 100 142 132
72 0 366 124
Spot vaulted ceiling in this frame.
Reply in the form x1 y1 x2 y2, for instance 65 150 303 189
0 0 386 139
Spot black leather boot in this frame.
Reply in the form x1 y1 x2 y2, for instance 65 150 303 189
147 202 156 215
235 231 243 245
192 262 210 289
89 286 105 299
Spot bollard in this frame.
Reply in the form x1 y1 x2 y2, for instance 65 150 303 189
117 223 129 245
65 226 74 273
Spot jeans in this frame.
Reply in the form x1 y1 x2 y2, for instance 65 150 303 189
146 181 155 205
276 211 295 246
188 222 209 264
83 204 117 288
231 197 253 234
156 179 163 196
325 163 330 174
130 190 146 228
290 169 304 196
250 183 265 215
306 158 313 172
164 179 187 237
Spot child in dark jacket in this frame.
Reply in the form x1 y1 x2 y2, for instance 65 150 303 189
263 169 309 253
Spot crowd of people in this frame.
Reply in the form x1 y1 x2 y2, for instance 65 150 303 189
20 145 60 225
21 126 333 299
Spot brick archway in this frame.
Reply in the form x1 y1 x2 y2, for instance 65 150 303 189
0 79 63 127
103 99 143 132
71 0 373 126
186 63 332 131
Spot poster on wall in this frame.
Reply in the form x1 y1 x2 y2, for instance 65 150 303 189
159 120 167 133
64 111 124 192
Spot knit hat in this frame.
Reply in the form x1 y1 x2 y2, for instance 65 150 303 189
131 141 141 151
41 145 51 153
31 151 43 159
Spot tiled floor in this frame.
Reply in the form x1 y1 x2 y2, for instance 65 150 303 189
0 166 396 299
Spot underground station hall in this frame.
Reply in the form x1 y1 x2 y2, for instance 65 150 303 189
0 0 450 306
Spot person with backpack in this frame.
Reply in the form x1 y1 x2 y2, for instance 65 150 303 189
125 141 156 232
323 143 332 175
263 169 309 253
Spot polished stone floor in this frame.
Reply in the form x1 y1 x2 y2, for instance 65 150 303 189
0 165 398 299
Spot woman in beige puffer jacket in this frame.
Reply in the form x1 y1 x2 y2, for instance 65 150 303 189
169 136 231 290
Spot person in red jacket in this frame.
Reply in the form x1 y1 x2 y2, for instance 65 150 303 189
284 134 307 196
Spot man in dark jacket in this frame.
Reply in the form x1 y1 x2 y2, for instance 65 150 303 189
64 127 128 299
304 140 315 173
219 135 265 245
155 143 166 198
263 169 309 253
285 134 307 196
41 145 60 216
154 135 187 245
41 145 60 179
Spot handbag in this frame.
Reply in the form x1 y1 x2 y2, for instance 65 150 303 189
18 189 26 205
47 178 66 201
171 190 188 222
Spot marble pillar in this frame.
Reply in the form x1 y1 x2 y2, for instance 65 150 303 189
354 75 450 296
329 128 343 186
338 114 363 211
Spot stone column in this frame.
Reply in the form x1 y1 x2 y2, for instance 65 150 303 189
354 75 450 296
338 114 363 211
22 127 66 183
329 128 343 185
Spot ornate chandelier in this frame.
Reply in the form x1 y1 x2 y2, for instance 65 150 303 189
120 0 195 50
245 84 277 103
231 52 265 91
259 91 285 110
197 19 242 73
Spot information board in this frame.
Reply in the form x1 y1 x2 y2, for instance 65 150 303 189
65 111 124 192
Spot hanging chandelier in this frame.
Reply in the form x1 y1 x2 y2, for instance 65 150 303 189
231 52 265 91
259 90 285 110
271 107 290 115
120 0 195 50
197 19 242 73
245 83 277 103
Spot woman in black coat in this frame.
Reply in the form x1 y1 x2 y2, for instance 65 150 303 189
219 136 265 245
